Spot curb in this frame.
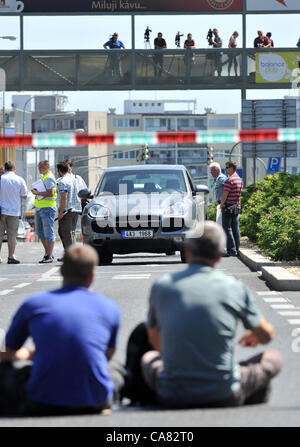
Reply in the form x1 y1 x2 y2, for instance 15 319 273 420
239 248 300 292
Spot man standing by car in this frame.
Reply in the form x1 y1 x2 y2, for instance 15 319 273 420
209 162 227 226
0 161 27 264
220 161 243 257
63 159 88 212
56 162 81 261
31 160 57 264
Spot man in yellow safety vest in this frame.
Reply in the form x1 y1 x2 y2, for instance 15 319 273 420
31 160 57 263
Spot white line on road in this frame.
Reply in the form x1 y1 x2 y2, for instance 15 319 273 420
257 291 282 296
279 311 300 317
271 304 296 309
13 283 32 289
41 267 60 278
0 278 8 282
287 320 300 325
113 275 151 280
37 277 61 282
0 289 14 296
263 298 287 303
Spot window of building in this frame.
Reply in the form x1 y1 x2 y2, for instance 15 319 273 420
178 119 189 129
56 119 63 130
194 119 205 129
160 119 167 128
145 118 154 128
208 119 236 128
75 120 85 129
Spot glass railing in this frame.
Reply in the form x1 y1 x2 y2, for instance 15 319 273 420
0 48 298 91
136 49 242 87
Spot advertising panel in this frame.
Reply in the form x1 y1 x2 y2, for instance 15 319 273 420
0 0 242 14
256 52 300 84
247 0 300 12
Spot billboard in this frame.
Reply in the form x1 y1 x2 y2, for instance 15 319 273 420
247 0 300 12
0 0 242 14
255 52 300 84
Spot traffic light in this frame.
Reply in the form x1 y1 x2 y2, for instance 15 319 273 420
207 146 214 164
136 144 150 162
143 144 149 161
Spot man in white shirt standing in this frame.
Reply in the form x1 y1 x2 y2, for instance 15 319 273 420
0 161 28 264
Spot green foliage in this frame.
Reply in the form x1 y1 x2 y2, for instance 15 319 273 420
256 197 300 261
240 173 300 260
207 202 217 221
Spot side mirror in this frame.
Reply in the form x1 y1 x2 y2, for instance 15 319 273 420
78 188 93 200
195 185 209 194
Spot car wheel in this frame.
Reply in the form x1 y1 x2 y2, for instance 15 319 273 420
98 249 113 265
180 250 187 263
165 250 176 256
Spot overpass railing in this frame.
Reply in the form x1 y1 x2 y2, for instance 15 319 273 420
0 48 298 91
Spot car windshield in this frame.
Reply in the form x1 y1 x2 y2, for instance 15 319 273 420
96 170 188 196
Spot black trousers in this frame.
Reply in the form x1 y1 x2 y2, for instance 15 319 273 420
58 211 78 249
0 361 125 416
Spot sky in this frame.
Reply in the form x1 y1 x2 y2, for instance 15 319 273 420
1 12 300 115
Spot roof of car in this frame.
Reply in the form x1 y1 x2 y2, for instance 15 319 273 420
103 165 186 172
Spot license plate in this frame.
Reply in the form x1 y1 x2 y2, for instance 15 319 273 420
122 230 153 239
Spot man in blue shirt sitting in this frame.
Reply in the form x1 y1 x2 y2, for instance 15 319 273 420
0 245 121 416
103 32 125 77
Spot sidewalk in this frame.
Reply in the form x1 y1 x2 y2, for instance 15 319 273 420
239 238 300 291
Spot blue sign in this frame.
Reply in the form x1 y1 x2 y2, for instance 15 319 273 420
267 157 281 175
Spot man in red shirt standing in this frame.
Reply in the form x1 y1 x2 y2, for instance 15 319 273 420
220 161 243 257
254 30 271 48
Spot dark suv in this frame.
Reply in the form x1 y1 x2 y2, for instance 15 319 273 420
80 165 209 264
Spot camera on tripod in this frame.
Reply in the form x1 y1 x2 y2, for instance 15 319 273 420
175 32 184 48
144 26 152 42
207 28 214 45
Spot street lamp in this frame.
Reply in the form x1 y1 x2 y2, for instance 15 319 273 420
21 96 35 182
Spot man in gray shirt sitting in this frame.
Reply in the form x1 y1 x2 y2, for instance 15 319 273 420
140 221 282 408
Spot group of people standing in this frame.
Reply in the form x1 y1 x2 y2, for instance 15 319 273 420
210 160 243 257
0 159 86 264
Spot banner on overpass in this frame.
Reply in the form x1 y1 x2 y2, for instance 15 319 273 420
256 52 300 84
0 0 242 14
247 0 300 12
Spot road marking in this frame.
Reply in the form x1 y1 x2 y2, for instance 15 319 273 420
287 320 300 325
257 291 282 296
271 304 296 309
0 278 8 282
0 289 14 296
13 283 32 289
113 274 151 280
37 277 60 282
279 311 300 317
41 267 60 278
263 298 287 303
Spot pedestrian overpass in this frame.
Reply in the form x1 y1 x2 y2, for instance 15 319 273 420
0 48 299 92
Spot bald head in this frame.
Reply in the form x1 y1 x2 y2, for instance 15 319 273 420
61 244 99 287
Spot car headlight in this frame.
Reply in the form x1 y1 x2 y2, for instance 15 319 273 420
88 205 111 219
163 201 187 217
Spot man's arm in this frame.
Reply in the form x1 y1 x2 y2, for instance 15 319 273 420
148 327 161 352
58 192 68 220
238 318 275 347
220 189 229 207
31 189 54 198
0 346 35 363
106 347 116 361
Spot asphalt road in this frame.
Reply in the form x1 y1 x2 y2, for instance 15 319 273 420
0 241 299 428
